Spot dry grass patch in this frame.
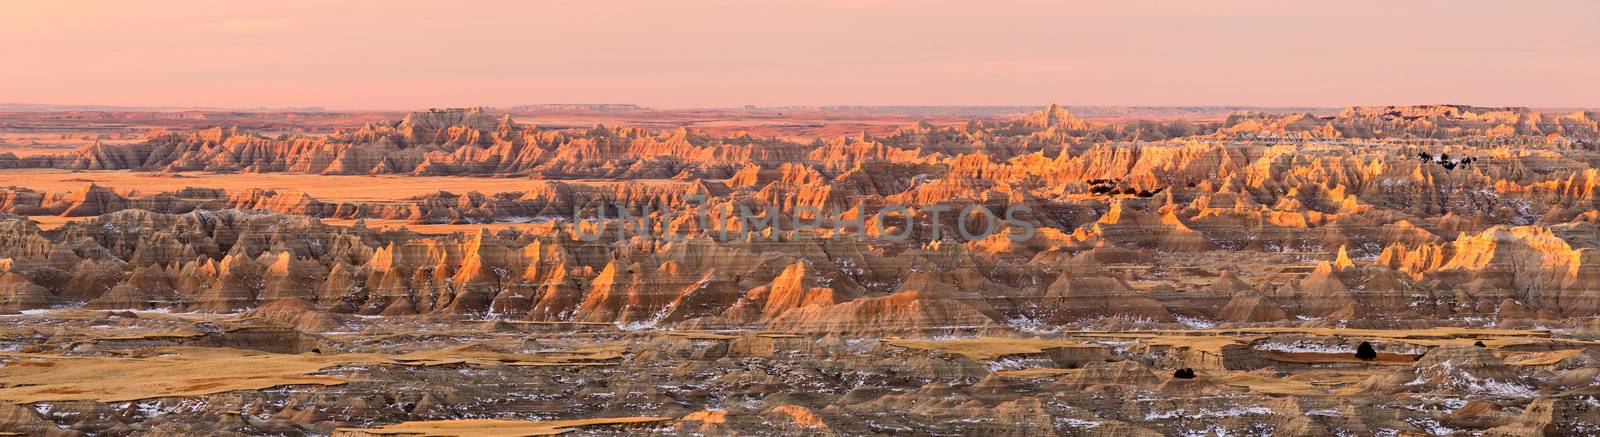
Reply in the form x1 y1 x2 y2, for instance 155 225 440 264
1504 349 1586 366
0 347 349 403
662 331 740 340
332 417 667 436
0 343 627 403
1288 370 1381 389
86 328 205 341
994 368 1081 378
390 343 624 367
461 320 614 326
885 337 1098 360
1256 350 1419 366
1214 372 1325 396
1137 335 1245 355
1211 326 1551 340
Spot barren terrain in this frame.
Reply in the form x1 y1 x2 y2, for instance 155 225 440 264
1 104 1599 435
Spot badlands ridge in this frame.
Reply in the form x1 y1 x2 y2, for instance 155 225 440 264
0 105 1598 435
2 105 1598 328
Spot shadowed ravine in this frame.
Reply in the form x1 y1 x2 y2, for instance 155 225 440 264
2 105 1599 435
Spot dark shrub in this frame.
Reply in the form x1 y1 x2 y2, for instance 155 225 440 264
1355 341 1377 361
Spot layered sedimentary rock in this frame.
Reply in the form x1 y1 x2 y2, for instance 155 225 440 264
2 105 1600 435
0 105 1594 332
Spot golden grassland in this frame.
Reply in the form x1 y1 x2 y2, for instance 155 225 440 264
885 337 1099 360
1503 349 1586 366
0 145 80 157
1072 326 1588 354
0 347 350 404
2 307 1589 411
993 368 1081 378
1213 372 1329 396
331 417 668 437
0 344 624 404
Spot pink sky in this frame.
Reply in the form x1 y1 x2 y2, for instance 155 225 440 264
3 0 1597 110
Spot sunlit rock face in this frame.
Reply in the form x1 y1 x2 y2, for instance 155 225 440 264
1 105 1599 435
2 105 1596 327
0 104 1593 326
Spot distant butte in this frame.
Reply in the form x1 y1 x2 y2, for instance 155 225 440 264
0 104 1598 435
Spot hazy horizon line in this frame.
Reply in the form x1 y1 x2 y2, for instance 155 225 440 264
9 101 1598 114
